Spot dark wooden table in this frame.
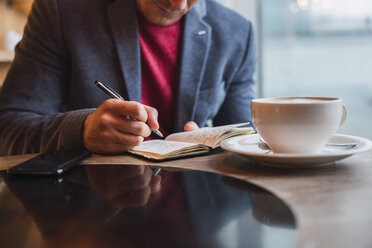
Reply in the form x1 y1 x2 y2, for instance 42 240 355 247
1 149 372 247
0 161 296 248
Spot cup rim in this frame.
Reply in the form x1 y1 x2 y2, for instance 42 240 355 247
251 97 342 104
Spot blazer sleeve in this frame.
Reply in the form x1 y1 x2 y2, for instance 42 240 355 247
212 21 256 126
0 0 94 155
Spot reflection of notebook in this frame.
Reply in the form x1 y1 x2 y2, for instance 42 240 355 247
128 123 254 161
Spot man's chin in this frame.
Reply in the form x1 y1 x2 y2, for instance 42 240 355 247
150 16 182 26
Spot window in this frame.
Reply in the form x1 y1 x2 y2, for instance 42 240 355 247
219 0 372 139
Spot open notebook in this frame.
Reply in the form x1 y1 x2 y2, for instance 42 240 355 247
128 122 254 161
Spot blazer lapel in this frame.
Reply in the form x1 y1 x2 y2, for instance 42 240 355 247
107 0 141 102
176 2 211 131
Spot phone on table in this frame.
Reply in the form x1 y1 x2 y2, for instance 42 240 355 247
7 150 91 176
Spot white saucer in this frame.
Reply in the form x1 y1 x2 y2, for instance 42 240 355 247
221 134 372 168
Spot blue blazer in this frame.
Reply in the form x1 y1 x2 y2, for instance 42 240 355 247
0 0 256 155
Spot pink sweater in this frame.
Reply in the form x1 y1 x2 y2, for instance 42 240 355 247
138 13 183 137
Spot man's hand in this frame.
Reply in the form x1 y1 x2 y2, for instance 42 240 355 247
183 121 199 131
83 99 159 154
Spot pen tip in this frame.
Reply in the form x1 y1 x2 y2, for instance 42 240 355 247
153 129 164 138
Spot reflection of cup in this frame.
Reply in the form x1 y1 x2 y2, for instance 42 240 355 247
252 191 296 228
251 97 347 154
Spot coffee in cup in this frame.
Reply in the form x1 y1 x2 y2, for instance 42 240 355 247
251 97 347 154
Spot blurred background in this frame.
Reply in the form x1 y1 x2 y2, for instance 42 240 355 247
1 0 372 140
1 1 369 246
218 0 372 140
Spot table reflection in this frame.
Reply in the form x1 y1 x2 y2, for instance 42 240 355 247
85 165 161 209
1 164 297 248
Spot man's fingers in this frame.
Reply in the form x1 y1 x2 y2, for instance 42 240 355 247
184 121 199 131
102 100 158 135
87 128 143 154
102 99 148 122
110 117 152 137
144 105 160 131
109 129 144 147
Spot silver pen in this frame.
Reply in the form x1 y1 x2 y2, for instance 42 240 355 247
95 81 164 138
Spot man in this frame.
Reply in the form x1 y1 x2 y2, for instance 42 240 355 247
0 0 256 155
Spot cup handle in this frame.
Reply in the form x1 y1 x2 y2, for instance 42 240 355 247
339 104 347 128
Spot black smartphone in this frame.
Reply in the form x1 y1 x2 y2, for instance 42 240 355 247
7 150 91 176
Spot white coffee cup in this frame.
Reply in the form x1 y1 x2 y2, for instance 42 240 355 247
251 97 347 154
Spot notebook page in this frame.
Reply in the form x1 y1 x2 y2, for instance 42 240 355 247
166 123 249 147
130 140 196 155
